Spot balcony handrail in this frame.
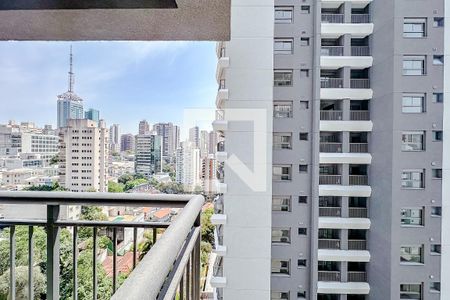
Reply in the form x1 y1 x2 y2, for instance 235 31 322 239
349 174 369 185
318 270 341 281
319 175 342 185
348 271 367 282
320 142 343 153
350 110 370 121
350 78 370 89
0 192 204 300
321 46 344 56
321 78 344 88
351 14 371 23
351 46 371 56
319 207 342 217
320 110 343 120
321 14 344 23
349 207 368 218
349 143 369 153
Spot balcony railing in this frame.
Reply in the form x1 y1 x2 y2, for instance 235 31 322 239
350 110 370 121
319 207 342 217
349 175 369 185
213 258 224 277
216 109 225 121
349 143 369 153
217 141 225 152
348 239 367 250
321 46 344 56
321 78 344 88
350 78 370 89
348 271 367 282
0 192 204 300
320 110 343 120
318 271 341 282
349 207 368 218
321 14 344 23
214 195 224 214
351 14 371 23
320 142 343 153
318 239 341 249
319 175 342 185
351 46 371 56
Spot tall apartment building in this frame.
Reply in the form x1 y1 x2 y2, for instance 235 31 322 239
138 120 150 135
109 124 121 153
212 1 447 299
175 141 201 192
134 134 162 178
153 122 177 159
58 119 108 193
57 47 84 129
120 133 135 152
189 126 200 148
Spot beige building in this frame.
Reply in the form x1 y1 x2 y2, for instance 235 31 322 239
58 119 109 192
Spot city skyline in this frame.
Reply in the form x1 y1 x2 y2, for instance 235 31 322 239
0 41 217 135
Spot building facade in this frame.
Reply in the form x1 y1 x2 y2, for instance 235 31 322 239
109 124 121 153
212 0 446 299
138 120 150 135
85 108 100 124
153 122 177 159
121 133 135 152
134 134 162 178
58 119 109 193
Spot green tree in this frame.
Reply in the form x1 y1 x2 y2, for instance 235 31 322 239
78 206 108 240
49 155 59 166
200 241 212 268
201 207 214 245
118 173 134 185
108 181 124 193
24 182 67 192
0 266 46 300
124 178 148 191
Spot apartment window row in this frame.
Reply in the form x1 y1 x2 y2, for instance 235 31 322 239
403 17 444 38
401 129 443 151
274 70 310 86
273 101 309 118
274 6 311 24
403 55 443 76
401 282 440 299
274 37 310 54
401 169 442 189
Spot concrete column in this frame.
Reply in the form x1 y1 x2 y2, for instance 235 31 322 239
341 196 349 218
342 163 350 185
342 67 351 88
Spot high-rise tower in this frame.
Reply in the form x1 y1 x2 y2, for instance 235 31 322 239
57 46 84 129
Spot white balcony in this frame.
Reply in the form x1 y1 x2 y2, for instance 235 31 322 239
212 120 228 132
216 151 228 162
318 217 371 230
213 227 227 256
216 89 229 108
320 153 372 164
210 276 227 288
320 88 373 100
319 185 372 197
317 282 370 294
321 23 374 38
318 249 370 262
217 182 228 194
322 0 372 8
321 56 373 69
211 214 227 225
320 121 373 132
216 57 230 82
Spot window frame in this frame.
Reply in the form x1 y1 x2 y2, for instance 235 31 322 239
402 93 426 113
274 38 294 55
403 55 427 76
274 6 294 24
403 17 427 38
400 245 424 264
401 169 425 189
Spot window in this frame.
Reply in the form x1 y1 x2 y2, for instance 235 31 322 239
402 93 425 113
274 70 293 86
403 56 426 75
402 170 425 189
433 55 444 65
430 282 440 293
401 208 423 226
300 69 310 77
300 37 310 46
433 93 443 103
273 165 292 181
300 101 309 110
433 130 443 141
297 259 307 268
274 101 293 118
272 228 291 244
274 133 292 149
403 18 427 38
271 292 289 300
400 245 424 264
400 284 422 299
430 244 441 255
431 206 442 217
298 228 307 235
298 196 308 204
275 7 293 24
433 17 444 27
297 291 307 299
432 168 442 179
272 196 291 212
299 164 308 173
271 259 290 275
300 5 310 14
274 38 294 55
402 132 425 151
299 132 309 141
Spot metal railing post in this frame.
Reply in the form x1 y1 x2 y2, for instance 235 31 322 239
9 225 16 300
28 226 34 300
73 226 78 300
47 205 60 300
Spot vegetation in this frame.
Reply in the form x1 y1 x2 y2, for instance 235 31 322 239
107 181 124 193
162 164 176 181
24 182 67 192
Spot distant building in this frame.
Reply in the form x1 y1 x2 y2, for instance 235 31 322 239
120 133 135 152
138 120 150 135
189 126 199 148
85 108 100 124
153 122 178 159
134 134 162 178
199 130 209 158
109 124 120 153
57 47 84 128
201 154 217 194
179 141 201 192
58 119 109 193
175 145 184 184
208 131 218 155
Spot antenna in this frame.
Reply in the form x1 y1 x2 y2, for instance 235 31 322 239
68 45 75 93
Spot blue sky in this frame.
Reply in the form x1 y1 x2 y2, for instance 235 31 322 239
0 41 217 135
